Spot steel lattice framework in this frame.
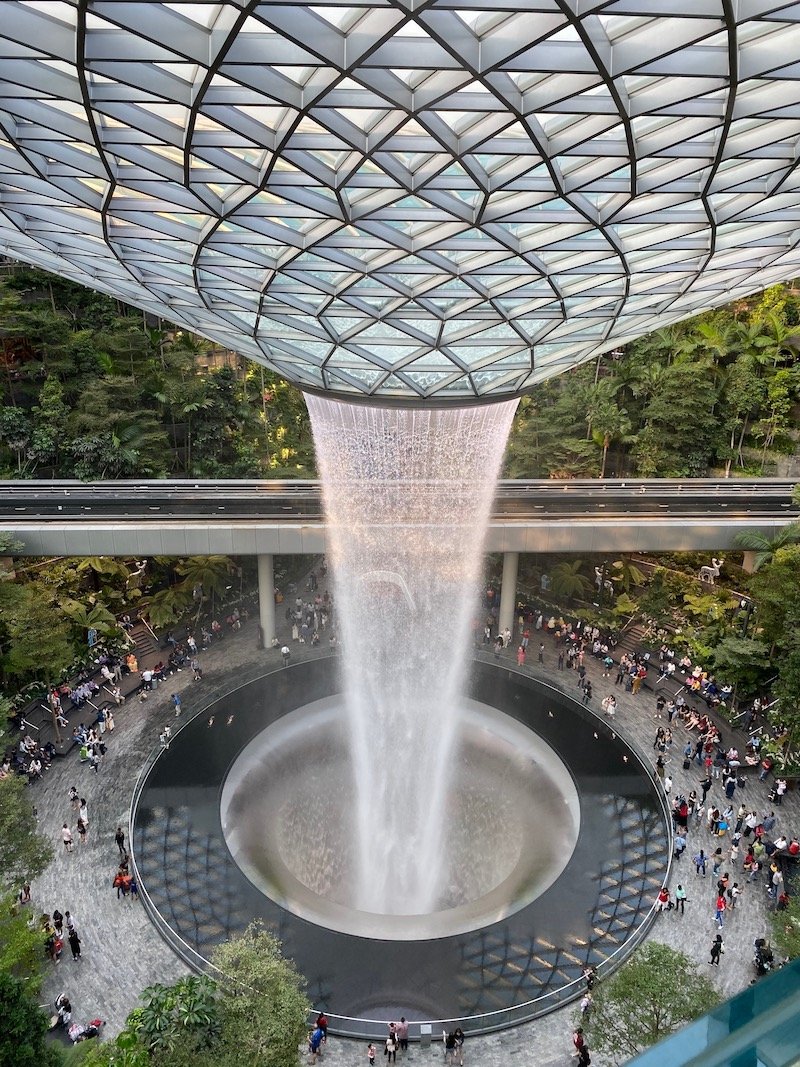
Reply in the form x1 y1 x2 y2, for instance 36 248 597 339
3 2 800 402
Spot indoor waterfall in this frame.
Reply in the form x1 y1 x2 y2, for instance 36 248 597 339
306 395 518 915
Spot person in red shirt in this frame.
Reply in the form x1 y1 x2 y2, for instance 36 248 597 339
714 894 726 928
657 886 670 911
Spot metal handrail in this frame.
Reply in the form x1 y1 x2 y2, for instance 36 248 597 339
128 655 673 1038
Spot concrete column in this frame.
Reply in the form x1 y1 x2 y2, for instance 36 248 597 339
257 553 276 651
498 551 519 640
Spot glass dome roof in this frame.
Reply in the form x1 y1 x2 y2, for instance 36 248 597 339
2 2 800 402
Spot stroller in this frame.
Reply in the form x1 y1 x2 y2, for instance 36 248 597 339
754 938 774 977
50 995 104 1044
67 1018 104 1044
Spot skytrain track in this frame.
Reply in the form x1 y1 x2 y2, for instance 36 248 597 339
0 479 796 523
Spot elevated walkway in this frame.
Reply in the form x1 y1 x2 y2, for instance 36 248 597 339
0 479 797 556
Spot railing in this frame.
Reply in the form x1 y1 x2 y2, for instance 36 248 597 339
128 654 674 1039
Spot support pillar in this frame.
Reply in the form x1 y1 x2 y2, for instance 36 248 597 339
257 553 276 651
742 551 757 574
498 551 519 640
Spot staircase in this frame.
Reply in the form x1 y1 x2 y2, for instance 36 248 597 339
129 621 159 660
615 621 650 660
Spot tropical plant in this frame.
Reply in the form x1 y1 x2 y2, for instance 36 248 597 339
211 920 310 1067
734 525 800 572
584 942 720 1062
611 557 647 592
59 598 120 641
585 381 634 478
771 895 800 961
548 560 593 601
139 586 191 631
136 977 218 1054
0 973 62 1067
174 556 235 618
0 776 53 891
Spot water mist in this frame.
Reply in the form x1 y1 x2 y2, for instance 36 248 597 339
306 396 518 915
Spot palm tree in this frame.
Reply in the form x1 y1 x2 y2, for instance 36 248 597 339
140 586 191 630
58 598 119 640
175 555 235 618
587 395 634 478
696 318 737 363
734 526 800 572
549 560 593 602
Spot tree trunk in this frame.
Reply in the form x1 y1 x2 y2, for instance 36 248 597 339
601 437 609 478
737 415 749 467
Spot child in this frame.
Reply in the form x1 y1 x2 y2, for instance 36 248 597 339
367 1042 376 1066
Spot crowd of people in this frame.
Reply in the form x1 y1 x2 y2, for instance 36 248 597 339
286 584 336 648
8 568 799 1065
480 591 798 1063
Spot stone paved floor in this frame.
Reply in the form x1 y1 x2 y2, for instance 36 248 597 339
25 606 798 1066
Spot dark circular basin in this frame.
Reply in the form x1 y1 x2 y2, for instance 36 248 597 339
132 658 669 1032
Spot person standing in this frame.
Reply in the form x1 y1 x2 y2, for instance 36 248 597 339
572 1026 586 1057
674 884 687 915
308 1026 324 1063
115 826 126 855
582 680 592 706
693 849 707 876
714 893 726 928
673 832 686 861
172 693 182 717
700 774 713 805
775 778 787 805
76 818 87 846
396 1018 409 1054
68 786 79 811
385 1031 398 1063
52 909 63 935
516 645 526 667
538 642 545 664
281 644 291 667
453 1026 465 1066
68 928 81 962
78 799 88 828
61 823 73 853
367 1043 376 1066
709 934 724 965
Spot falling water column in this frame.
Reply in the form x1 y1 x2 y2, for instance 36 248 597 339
306 396 518 916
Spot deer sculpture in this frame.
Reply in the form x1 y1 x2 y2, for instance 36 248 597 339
698 557 724 584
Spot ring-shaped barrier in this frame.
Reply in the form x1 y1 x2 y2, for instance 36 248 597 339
131 657 670 1037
